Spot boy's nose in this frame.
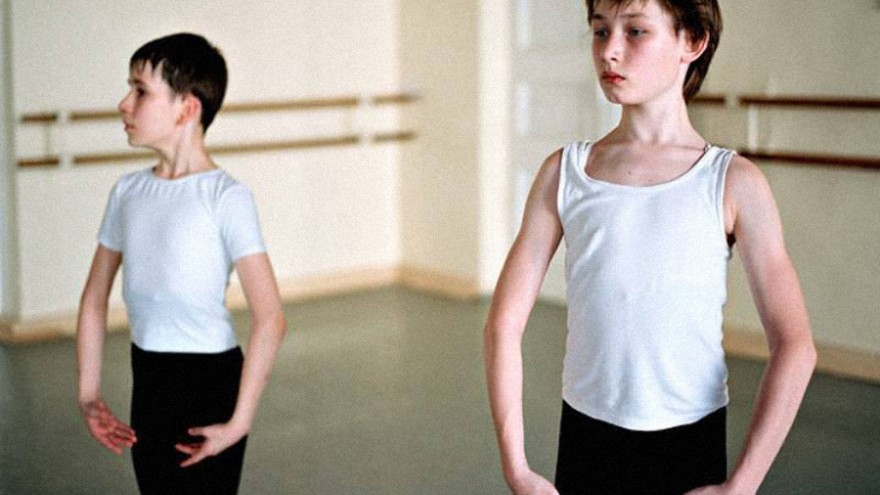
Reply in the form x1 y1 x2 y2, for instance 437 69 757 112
600 33 623 63
117 94 131 114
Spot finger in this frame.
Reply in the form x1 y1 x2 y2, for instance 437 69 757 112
113 424 137 442
174 442 202 455
180 449 209 468
95 434 124 455
187 426 205 437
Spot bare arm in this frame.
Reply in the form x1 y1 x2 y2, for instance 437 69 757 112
76 245 136 454
177 252 287 467
484 151 564 494
689 157 816 494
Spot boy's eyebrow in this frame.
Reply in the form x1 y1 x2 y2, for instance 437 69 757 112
591 12 649 21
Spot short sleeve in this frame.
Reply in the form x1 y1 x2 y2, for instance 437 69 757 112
97 181 124 252
218 185 267 262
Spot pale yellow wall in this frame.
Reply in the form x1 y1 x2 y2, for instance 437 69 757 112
1 0 15 318
398 0 481 282
9 0 402 320
694 0 880 354
477 0 515 293
6 0 879 358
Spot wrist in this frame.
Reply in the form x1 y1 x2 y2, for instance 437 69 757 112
77 393 101 408
227 415 252 436
502 457 531 484
725 471 759 495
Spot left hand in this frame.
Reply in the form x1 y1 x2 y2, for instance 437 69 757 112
174 422 248 468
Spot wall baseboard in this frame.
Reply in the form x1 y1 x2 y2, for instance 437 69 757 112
724 326 880 384
2 279 876 385
398 264 481 300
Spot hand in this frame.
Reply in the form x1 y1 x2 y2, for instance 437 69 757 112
174 422 248 468
685 482 747 495
507 469 559 495
685 486 724 495
79 398 137 455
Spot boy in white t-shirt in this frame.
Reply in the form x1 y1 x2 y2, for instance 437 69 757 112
76 33 287 494
483 1 816 494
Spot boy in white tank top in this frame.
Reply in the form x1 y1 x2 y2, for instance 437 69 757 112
484 1 816 493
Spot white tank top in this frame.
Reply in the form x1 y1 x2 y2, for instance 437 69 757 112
557 141 734 431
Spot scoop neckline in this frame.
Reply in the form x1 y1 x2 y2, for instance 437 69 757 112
578 141 715 192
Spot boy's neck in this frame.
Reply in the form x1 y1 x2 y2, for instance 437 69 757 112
151 122 216 179
152 134 216 179
612 93 702 147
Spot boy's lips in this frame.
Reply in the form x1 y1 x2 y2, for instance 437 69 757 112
601 71 625 82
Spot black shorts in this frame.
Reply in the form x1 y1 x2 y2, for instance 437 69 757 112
130 344 247 494
555 401 727 494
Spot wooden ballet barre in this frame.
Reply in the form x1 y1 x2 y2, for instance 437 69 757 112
69 109 120 122
17 156 61 167
372 93 420 105
20 112 59 124
690 93 726 105
739 150 880 170
208 135 360 155
372 131 417 143
73 150 155 165
21 92 418 125
223 96 360 113
72 135 363 165
738 95 880 110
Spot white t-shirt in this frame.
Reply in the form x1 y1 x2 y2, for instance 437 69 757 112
99 168 266 353
557 141 734 431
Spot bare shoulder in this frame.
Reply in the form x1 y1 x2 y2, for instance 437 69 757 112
524 148 564 205
725 154 776 222
723 153 790 259
726 154 768 193
535 148 563 185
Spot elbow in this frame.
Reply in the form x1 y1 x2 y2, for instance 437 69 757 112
804 338 818 372
483 318 523 355
770 331 817 374
275 312 288 340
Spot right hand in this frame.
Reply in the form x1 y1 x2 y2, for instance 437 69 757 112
79 398 137 455
508 469 559 495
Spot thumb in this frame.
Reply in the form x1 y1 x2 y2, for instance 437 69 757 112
188 426 205 437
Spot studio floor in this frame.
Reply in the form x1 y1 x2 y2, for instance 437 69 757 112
1 287 878 494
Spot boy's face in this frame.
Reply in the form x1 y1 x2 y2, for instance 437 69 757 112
118 61 187 149
590 0 693 106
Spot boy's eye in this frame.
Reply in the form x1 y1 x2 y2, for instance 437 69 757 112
628 28 647 37
592 27 609 39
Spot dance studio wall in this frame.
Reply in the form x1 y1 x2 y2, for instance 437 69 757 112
693 0 880 355
6 0 402 323
398 1 482 288
1 0 15 319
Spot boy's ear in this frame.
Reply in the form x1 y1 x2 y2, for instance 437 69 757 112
682 33 709 64
177 94 203 128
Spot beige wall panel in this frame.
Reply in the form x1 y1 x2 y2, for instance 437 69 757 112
700 0 880 354
10 0 402 320
399 0 481 280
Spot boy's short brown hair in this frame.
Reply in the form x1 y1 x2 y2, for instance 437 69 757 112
130 33 227 132
586 0 722 101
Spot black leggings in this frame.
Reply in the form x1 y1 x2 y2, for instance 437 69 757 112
555 402 727 494
130 344 247 495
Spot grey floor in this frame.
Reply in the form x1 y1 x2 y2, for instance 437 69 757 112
1 287 878 494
